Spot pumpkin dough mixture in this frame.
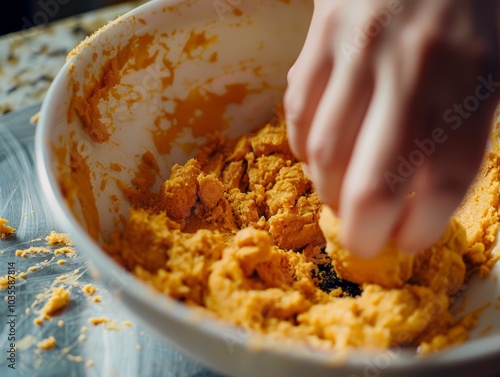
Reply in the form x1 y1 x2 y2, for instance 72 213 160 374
105 113 500 354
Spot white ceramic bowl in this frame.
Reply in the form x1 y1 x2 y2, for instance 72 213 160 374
35 1 500 376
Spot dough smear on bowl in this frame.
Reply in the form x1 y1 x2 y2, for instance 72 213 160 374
105 111 500 353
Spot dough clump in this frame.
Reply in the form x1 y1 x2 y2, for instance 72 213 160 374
105 113 500 353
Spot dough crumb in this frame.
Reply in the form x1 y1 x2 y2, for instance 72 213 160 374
54 247 75 256
37 336 56 350
0 276 9 290
0 218 15 239
104 320 121 331
82 284 96 296
30 112 40 124
40 286 70 318
66 354 83 363
88 317 109 326
15 247 51 258
45 231 73 246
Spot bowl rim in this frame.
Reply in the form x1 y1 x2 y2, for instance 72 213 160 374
34 0 500 373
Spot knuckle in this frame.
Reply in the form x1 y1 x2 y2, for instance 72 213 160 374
306 136 346 172
402 23 444 58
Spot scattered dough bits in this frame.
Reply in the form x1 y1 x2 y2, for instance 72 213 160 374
88 317 122 331
88 317 109 326
0 276 10 290
82 284 96 296
37 336 56 350
66 354 84 363
29 112 40 124
54 247 76 256
45 231 74 246
0 218 15 239
103 112 500 354
36 286 71 323
15 247 51 258
104 321 121 331
81 284 102 302
1 231 78 286
36 339 56 354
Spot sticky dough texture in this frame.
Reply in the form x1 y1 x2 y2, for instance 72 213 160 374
105 114 500 353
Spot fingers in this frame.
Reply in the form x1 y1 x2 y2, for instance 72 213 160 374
338 61 418 257
394 104 496 254
284 3 335 163
306 59 373 212
286 0 499 260
394 165 469 255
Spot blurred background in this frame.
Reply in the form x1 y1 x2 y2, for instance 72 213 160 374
0 0 129 36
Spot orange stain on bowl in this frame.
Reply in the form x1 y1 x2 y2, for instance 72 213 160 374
152 83 253 155
118 151 160 208
110 163 122 172
69 143 101 241
182 31 218 59
51 140 101 242
51 143 76 210
69 33 157 144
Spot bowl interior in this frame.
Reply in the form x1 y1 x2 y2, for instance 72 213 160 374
41 0 312 242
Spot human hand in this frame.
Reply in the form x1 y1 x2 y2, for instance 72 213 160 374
285 0 500 257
